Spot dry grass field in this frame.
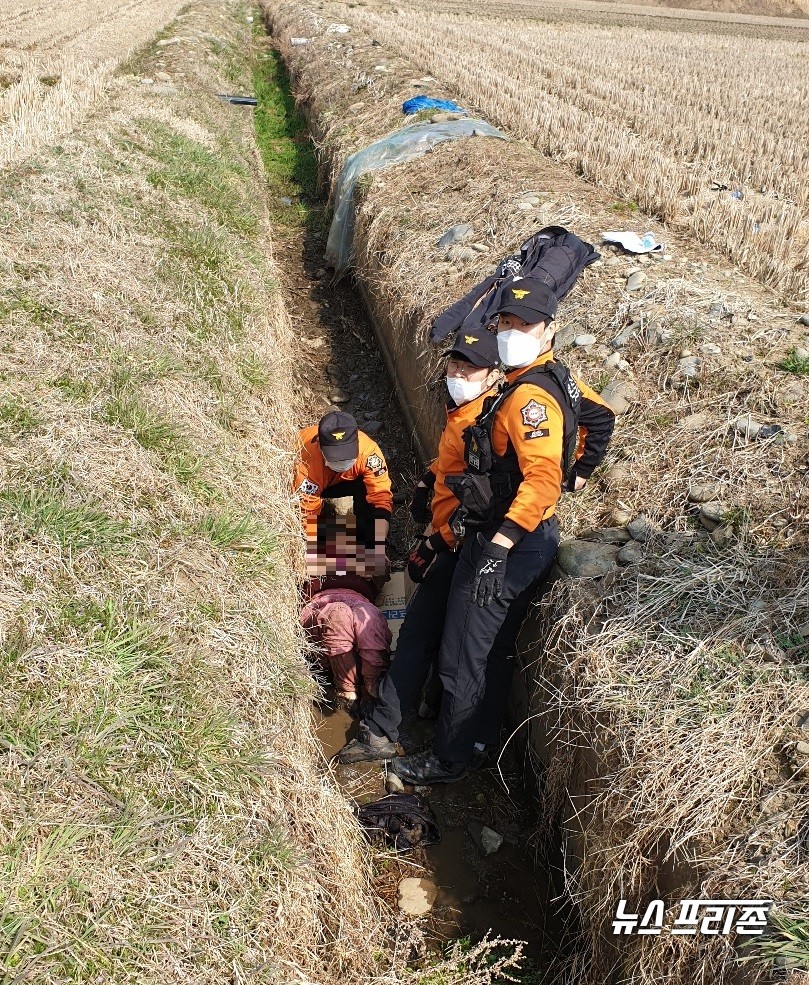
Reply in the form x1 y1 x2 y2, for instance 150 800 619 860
267 2 809 981
0 0 186 165
349 0 809 301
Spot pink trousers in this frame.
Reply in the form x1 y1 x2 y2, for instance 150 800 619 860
300 588 391 695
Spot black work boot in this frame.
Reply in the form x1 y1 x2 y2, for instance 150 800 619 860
337 723 397 764
390 748 469 785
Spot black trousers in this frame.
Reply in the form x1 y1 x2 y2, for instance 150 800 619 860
434 517 559 765
368 529 551 748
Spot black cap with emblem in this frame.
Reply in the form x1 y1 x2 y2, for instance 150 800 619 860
318 411 359 460
493 277 558 324
448 326 501 368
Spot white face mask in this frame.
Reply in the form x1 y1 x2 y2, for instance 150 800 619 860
497 328 545 368
446 375 487 405
324 457 356 473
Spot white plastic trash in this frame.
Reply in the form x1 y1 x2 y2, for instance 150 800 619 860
602 230 664 254
290 37 310 45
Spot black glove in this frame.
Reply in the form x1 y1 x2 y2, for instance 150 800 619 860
406 533 447 583
470 533 510 607
410 473 435 524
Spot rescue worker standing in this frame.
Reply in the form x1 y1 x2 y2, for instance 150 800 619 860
294 411 393 562
390 278 615 784
338 329 502 764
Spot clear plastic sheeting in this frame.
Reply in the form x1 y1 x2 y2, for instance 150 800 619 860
325 119 509 276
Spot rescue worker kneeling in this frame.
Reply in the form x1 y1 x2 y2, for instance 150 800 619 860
338 329 503 764
300 514 392 716
391 278 614 784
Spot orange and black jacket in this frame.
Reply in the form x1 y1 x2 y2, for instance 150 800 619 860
293 426 393 535
490 350 615 543
427 389 498 550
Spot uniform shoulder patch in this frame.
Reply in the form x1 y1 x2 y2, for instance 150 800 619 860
366 453 385 471
297 478 319 496
519 399 548 428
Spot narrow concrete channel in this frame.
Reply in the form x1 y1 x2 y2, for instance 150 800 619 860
252 30 572 973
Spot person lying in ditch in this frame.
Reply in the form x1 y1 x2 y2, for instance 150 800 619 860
339 280 616 784
300 513 392 716
294 410 392 574
338 329 506 766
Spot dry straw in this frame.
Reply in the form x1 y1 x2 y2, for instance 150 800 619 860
267 1 809 980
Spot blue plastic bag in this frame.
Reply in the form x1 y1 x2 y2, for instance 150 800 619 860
402 95 466 115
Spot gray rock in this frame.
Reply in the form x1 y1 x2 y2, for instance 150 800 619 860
617 540 644 566
611 507 632 526
699 501 725 530
151 85 178 95
437 224 473 249
447 245 477 263
700 342 722 356
280 196 293 206
553 324 577 350
680 412 711 432
362 420 382 436
515 201 534 211
600 379 637 415
604 463 630 489
582 527 632 545
793 346 809 361
329 388 350 404
574 333 597 347
611 325 636 348
676 355 701 378
626 271 646 292
468 821 504 856
627 515 657 542
557 540 620 577
470 242 489 253
710 526 734 547
688 481 720 503
734 415 762 439
796 741 809 756
797 314 809 327
756 424 784 441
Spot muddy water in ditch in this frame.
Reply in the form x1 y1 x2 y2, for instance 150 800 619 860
317 705 565 960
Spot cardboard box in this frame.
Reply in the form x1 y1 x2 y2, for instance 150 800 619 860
377 570 408 651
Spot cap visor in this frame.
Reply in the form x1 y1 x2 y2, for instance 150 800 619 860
447 348 493 369
495 303 552 323
323 442 359 463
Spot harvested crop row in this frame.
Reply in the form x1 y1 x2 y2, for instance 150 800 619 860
0 0 185 166
266 2 809 981
348 2 809 301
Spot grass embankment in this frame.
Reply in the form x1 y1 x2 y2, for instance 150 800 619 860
0 4 385 982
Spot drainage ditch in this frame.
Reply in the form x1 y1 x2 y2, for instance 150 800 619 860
252 32 573 974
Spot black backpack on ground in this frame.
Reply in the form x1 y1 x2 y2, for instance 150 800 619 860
356 792 441 851
430 225 600 343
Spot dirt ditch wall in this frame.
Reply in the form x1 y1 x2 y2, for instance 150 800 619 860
265 3 809 982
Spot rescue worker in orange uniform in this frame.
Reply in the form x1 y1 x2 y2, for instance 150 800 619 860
339 329 502 763
347 279 615 781
294 411 393 565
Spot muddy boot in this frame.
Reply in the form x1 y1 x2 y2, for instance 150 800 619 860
390 748 469 785
337 723 397 764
